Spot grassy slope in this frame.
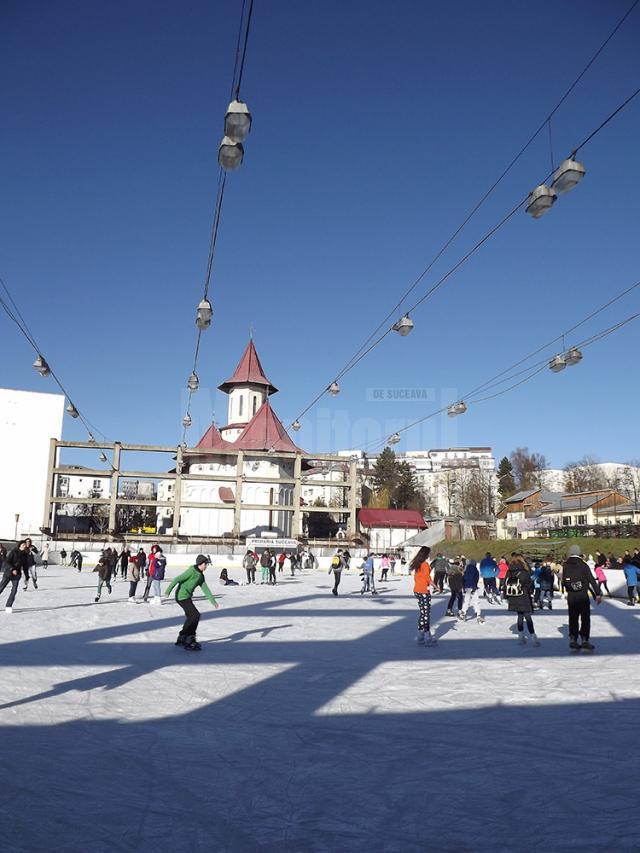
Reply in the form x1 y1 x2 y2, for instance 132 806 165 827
433 538 640 561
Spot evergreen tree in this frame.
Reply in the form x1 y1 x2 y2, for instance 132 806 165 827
372 447 399 496
497 456 516 498
393 462 426 512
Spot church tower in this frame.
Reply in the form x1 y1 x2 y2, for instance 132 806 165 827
217 340 278 443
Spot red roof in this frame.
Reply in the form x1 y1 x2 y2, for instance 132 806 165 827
193 402 303 454
358 509 427 529
234 401 301 453
218 340 278 395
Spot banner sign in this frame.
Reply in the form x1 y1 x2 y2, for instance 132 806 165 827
245 537 299 550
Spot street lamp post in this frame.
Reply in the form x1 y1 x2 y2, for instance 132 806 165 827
14 513 20 540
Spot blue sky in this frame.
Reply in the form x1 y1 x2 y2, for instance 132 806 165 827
1 0 639 468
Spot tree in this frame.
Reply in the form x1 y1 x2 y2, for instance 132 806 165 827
394 463 426 512
563 456 607 493
457 469 493 519
497 456 516 498
510 447 547 491
372 448 400 496
622 461 640 506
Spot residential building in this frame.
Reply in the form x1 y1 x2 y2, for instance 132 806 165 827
358 508 427 551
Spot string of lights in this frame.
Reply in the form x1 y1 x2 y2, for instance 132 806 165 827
290 85 640 431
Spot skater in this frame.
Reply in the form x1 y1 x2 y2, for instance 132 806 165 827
268 551 277 585
379 553 390 582
277 552 286 573
126 555 140 603
260 550 270 584
75 550 84 572
497 556 509 598
329 551 344 596
532 562 542 608
410 546 435 645
505 559 538 645
94 555 113 602
42 541 50 569
119 547 130 579
164 554 220 650
431 553 448 593
342 549 351 570
23 538 38 590
0 540 28 612
622 557 639 605
219 568 238 586
594 563 611 597
538 561 555 609
360 554 376 594
142 545 159 602
243 549 257 584
460 560 484 623
60 548 67 566
148 547 166 603
562 545 602 650
137 548 147 578
479 552 499 602
389 553 397 574
445 561 464 616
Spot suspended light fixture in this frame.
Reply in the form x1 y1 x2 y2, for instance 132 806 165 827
392 315 414 336
548 354 567 373
195 298 213 330
187 372 199 392
328 381 340 396
565 346 583 366
33 355 50 377
182 413 192 429
66 402 79 418
447 401 467 417
525 184 557 219
388 432 401 445
99 452 108 463
218 136 244 171
551 157 586 195
224 100 252 143
267 447 276 456
292 420 301 431
87 436 97 444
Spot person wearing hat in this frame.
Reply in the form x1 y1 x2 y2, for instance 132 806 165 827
562 545 601 651
164 555 219 650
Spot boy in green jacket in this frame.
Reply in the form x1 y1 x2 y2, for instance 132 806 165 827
164 555 219 650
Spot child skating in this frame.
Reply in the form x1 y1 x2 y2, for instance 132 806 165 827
410 546 436 646
505 559 539 646
460 560 484 624
164 555 219 651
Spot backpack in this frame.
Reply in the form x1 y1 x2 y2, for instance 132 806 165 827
505 571 523 597
331 556 341 569
260 552 270 568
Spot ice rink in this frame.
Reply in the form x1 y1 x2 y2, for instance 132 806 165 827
1 563 639 852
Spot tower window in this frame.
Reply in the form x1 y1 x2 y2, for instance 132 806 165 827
253 396 257 415
239 395 243 418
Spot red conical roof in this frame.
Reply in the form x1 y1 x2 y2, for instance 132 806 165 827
194 423 228 450
218 340 278 395
234 400 301 453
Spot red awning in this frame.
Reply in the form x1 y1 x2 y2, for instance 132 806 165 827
358 509 427 529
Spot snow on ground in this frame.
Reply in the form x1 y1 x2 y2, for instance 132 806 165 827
1 564 639 852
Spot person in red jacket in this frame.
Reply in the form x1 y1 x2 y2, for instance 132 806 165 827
497 557 509 599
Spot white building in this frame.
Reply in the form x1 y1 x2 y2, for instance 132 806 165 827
0 388 65 539
159 341 302 538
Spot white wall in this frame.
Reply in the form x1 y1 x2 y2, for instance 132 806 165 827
0 388 65 539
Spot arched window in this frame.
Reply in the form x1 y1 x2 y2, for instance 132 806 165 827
239 395 244 418
253 395 258 415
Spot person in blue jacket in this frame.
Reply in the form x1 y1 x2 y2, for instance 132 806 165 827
460 560 484 624
623 557 639 605
479 552 500 604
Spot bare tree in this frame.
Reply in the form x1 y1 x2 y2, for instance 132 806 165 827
622 461 640 507
510 447 547 490
563 456 608 493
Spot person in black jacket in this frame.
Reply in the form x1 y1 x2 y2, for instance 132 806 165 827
562 545 602 651
505 560 539 645
0 541 29 612
23 537 39 590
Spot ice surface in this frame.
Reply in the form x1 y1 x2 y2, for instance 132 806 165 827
1 565 639 852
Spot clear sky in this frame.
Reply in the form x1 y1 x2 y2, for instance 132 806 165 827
1 0 639 468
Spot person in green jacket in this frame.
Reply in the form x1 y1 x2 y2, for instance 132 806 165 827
164 555 219 650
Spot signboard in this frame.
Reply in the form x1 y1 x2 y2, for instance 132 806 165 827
245 537 299 551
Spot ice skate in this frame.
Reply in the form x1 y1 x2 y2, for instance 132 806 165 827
446 609 454 617
569 637 580 652
425 632 437 647
184 636 202 651
127 597 137 604
415 631 425 645
5 606 12 614
530 633 540 647
153 596 162 605
458 611 466 622
175 635 186 646
518 633 526 645
94 596 100 603
580 640 595 652
477 615 485 624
